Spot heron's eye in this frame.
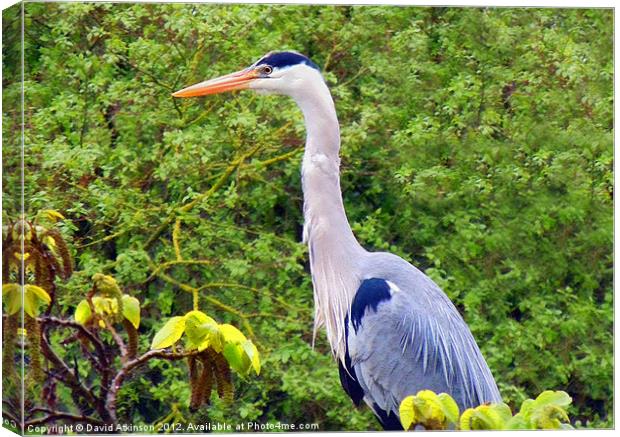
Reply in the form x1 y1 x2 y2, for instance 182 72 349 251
260 65 273 75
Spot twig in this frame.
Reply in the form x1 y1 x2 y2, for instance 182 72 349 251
149 265 255 335
39 330 108 420
38 316 108 368
104 321 128 362
144 144 262 249
105 350 201 424
26 408 105 427
253 147 303 167
76 229 131 248
172 218 183 261
144 259 214 283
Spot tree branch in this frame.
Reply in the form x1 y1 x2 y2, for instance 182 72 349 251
39 329 109 421
26 408 106 427
38 316 108 368
144 144 262 249
105 349 201 424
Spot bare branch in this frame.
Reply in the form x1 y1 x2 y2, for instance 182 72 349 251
105 349 201 423
38 316 109 368
26 408 105 427
39 327 110 421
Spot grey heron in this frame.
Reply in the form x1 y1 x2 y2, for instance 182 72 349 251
173 51 502 429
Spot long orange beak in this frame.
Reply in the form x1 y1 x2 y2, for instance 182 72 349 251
172 68 259 98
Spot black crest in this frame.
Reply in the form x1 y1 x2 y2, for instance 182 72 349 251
255 51 320 71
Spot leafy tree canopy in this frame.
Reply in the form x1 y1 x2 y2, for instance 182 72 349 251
2 2 612 430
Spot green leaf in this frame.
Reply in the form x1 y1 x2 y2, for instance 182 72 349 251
92 296 118 315
2 284 21 315
121 295 140 329
223 343 252 375
23 285 51 317
414 390 444 425
437 393 460 424
38 209 65 222
492 403 513 424
531 405 570 429
532 391 572 409
399 396 416 430
219 323 247 344
459 405 505 430
75 299 92 325
151 316 186 350
26 284 51 304
506 413 532 430
459 408 475 430
184 310 218 351
518 398 536 419
241 339 260 375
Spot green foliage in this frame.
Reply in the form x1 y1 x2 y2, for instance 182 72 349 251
399 390 460 430
74 293 141 328
3 2 612 430
400 390 573 430
151 310 260 377
151 316 186 350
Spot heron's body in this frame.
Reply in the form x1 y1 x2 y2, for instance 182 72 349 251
173 51 502 429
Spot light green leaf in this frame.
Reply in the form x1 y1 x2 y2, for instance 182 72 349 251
532 391 572 409
437 393 460 424
23 285 51 317
219 323 247 344
75 300 92 325
92 296 118 315
518 399 535 419
151 316 186 350
471 405 505 430
39 209 65 222
2 283 20 296
492 403 513 424
506 413 531 430
223 343 251 375
399 395 416 430
241 339 260 375
184 310 218 351
2 284 22 315
121 295 140 329
26 285 51 304
414 390 444 424
459 408 475 430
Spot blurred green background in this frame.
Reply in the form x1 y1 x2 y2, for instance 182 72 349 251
2 2 613 430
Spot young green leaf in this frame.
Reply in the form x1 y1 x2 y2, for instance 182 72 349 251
241 339 261 375
184 310 218 351
222 342 252 375
23 285 51 317
437 393 460 424
75 299 92 325
399 395 417 430
121 295 141 329
151 316 186 350
2 284 21 315
219 323 247 344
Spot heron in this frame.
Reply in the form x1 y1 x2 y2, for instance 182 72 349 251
172 51 502 429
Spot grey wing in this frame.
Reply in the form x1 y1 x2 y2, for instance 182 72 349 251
346 276 501 420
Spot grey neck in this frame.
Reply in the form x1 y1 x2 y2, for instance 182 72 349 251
291 78 366 358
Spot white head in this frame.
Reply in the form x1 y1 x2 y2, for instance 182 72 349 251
174 51 361 361
172 51 325 102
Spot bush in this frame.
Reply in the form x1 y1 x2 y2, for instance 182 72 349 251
3 3 612 430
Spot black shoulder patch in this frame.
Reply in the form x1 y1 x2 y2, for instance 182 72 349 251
373 403 404 431
350 278 392 333
255 51 320 71
338 315 364 406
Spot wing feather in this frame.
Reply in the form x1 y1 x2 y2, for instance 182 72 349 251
346 276 501 419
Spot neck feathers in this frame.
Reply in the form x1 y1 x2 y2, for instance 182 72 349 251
293 74 366 360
